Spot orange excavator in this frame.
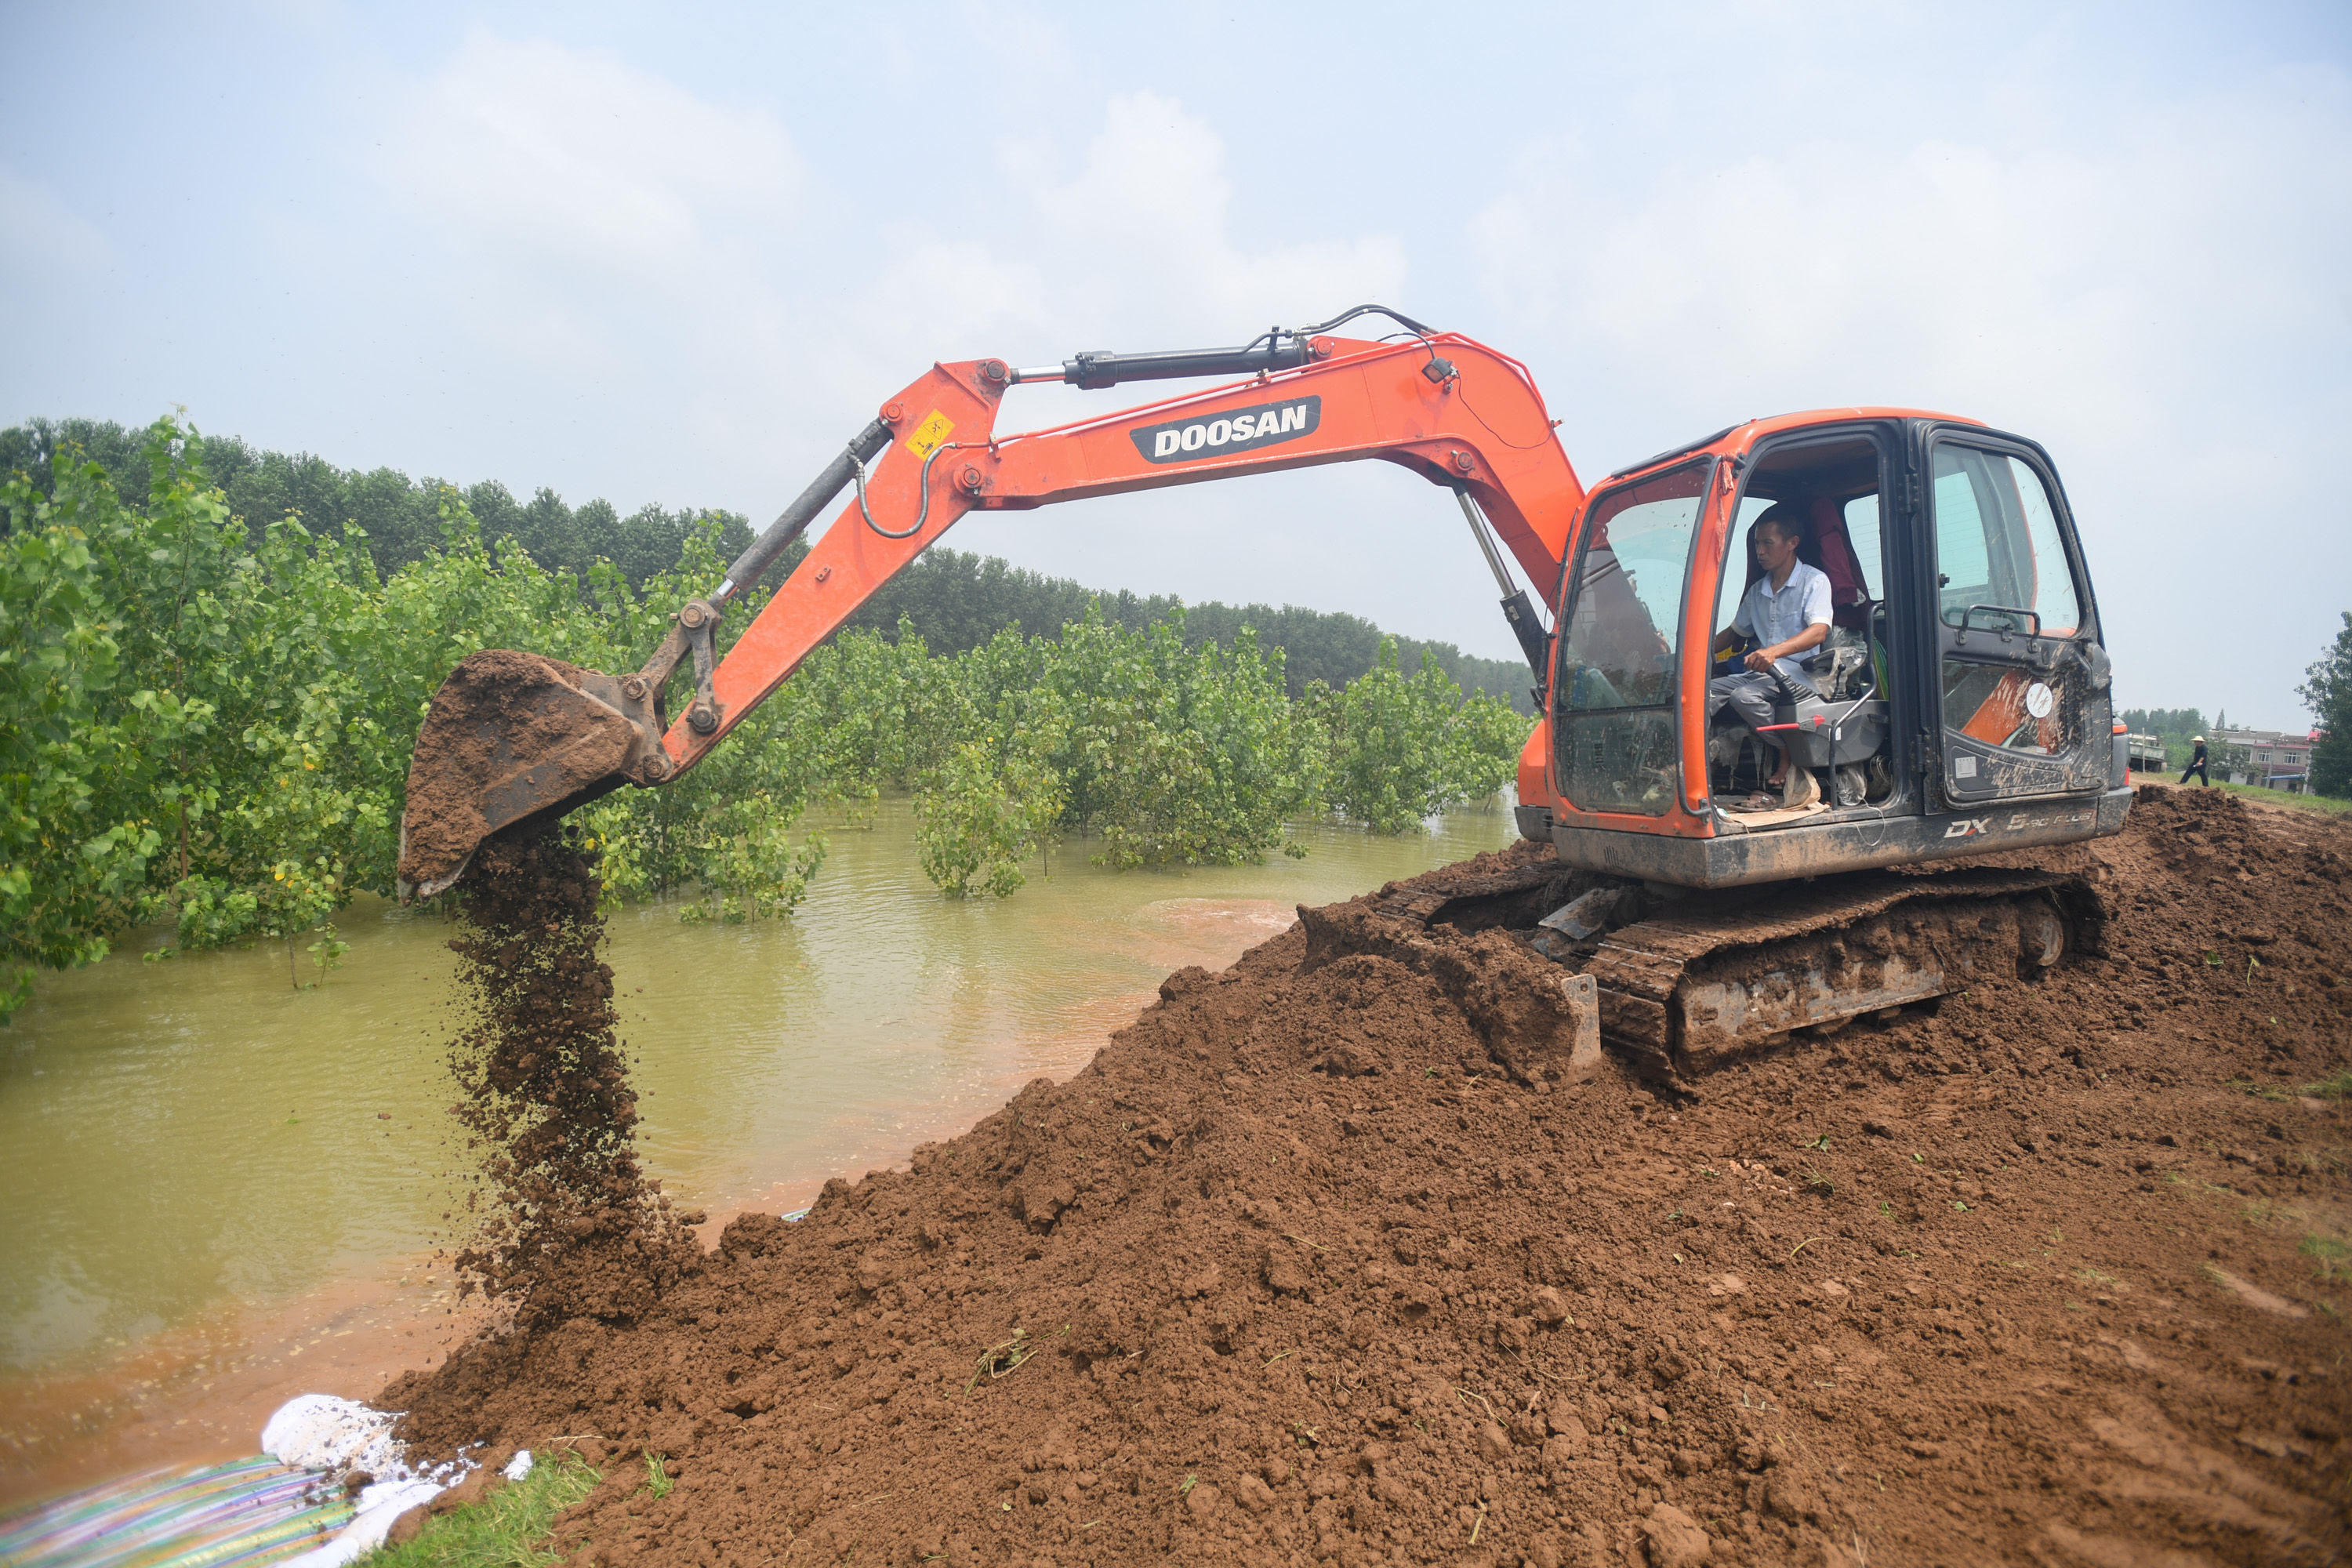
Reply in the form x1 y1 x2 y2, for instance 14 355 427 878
397 307 2129 1080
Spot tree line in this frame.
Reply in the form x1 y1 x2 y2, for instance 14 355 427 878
811 544 1541 712
2 417 1540 712
0 416 757 591
0 418 1531 1021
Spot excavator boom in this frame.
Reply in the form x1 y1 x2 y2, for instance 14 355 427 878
397 312 1582 895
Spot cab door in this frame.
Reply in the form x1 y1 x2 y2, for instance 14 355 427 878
1915 426 2112 807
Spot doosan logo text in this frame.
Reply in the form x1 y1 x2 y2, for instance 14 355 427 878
1130 396 1321 463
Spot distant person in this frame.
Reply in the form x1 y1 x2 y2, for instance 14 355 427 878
2180 735 2209 787
1709 506 1831 807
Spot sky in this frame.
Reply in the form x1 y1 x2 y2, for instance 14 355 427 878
4 1 2347 729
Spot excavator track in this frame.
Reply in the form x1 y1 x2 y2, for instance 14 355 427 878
1365 855 2106 1083
1587 866 2105 1080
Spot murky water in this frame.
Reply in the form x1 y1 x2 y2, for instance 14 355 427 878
0 800 1512 1494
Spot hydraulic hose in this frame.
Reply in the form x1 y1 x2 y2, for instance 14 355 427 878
714 418 893 602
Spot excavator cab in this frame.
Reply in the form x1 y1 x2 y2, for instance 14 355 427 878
1527 413 2127 888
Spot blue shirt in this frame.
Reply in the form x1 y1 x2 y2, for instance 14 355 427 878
1733 561 1833 662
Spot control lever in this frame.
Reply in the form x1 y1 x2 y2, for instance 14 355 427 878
1762 658 1809 709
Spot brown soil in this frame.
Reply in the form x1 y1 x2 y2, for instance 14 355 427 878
383 786 2352 1566
437 823 701 1327
398 650 630 890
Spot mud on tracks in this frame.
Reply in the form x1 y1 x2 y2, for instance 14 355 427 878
387 787 2352 1566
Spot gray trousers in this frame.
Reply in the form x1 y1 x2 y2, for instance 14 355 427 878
1708 660 1820 751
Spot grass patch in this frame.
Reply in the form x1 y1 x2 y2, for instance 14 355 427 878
2227 1077 2293 1102
2301 1235 2350 1285
2302 1069 2352 1102
361 1453 601 1568
2208 782 2352 816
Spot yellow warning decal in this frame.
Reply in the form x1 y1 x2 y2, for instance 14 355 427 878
905 409 955 461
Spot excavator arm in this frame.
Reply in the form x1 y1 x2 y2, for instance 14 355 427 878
397 310 1586 897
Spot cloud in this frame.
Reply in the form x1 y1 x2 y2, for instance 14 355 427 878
1467 63 2352 718
814 94 1422 655
366 53 1399 419
347 54 1416 612
0 166 114 279
384 29 800 273
367 29 808 382
857 93 1407 360
1479 64 2352 438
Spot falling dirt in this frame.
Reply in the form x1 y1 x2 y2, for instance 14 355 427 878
437 823 700 1330
382 786 2352 1566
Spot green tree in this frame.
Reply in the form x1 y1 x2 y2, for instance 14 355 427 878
1308 640 1525 834
1 415 1538 1015
1029 611 1311 870
2300 612 2352 798
0 454 206 1020
0 419 821 1014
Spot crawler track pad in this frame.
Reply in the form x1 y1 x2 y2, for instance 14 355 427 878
1588 867 2100 1080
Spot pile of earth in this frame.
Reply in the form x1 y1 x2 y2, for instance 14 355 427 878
383 785 2352 1566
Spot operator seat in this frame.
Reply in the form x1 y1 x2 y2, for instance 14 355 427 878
1805 498 1873 632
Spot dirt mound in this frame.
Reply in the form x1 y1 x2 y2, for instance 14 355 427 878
384 788 2352 1566
430 823 700 1330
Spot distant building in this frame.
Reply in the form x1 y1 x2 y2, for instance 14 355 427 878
2216 728 2320 792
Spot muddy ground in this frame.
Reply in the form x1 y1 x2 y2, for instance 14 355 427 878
385 785 2352 1566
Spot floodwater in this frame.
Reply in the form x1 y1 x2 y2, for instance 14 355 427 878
0 799 1514 1501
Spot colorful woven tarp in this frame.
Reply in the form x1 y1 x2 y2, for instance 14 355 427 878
0 1455 352 1568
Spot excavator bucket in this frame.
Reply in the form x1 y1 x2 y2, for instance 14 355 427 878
396 650 665 899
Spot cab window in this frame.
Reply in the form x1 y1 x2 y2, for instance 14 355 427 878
1841 495 1885 598
1931 447 2081 636
1550 461 1708 817
1555 463 1706 712
1708 436 1884 637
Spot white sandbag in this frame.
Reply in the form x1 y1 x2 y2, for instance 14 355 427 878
260 1394 408 1479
